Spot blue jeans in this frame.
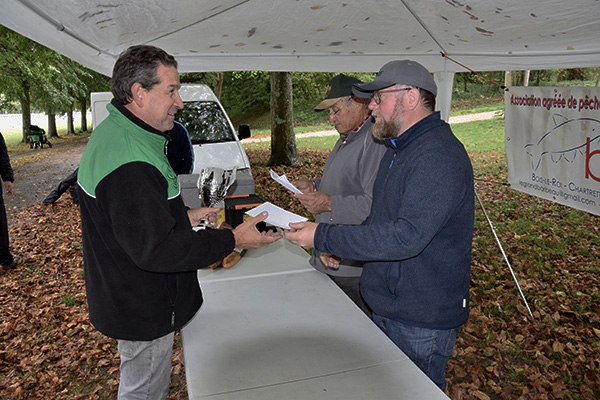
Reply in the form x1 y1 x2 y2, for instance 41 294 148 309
372 314 458 392
117 331 174 400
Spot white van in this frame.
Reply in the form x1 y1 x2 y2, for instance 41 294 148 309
90 84 255 208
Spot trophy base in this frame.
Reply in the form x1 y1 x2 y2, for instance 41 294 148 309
192 219 215 231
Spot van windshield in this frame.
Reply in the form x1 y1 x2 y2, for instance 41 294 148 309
175 101 235 144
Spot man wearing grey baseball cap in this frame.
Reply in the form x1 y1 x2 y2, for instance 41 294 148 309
285 60 474 393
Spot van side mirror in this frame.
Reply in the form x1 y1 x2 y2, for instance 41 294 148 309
238 124 251 140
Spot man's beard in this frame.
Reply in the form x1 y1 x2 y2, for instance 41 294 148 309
371 101 404 140
372 115 401 140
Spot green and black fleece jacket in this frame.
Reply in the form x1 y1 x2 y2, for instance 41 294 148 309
77 100 235 341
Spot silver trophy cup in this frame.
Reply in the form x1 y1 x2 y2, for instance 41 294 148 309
196 167 237 229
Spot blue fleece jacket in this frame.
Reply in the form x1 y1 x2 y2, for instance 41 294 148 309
314 112 474 330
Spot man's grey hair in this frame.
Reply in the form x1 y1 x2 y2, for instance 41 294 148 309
111 45 178 105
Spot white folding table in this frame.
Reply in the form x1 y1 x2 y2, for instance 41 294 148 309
181 239 449 399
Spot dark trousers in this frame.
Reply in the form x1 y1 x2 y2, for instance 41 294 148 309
0 189 13 265
329 275 372 318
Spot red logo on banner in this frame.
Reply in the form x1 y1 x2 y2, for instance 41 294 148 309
585 137 600 182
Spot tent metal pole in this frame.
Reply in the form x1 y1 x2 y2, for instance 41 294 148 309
400 0 447 54
474 187 534 320
15 0 107 55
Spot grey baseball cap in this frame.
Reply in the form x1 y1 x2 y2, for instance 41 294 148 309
352 60 437 97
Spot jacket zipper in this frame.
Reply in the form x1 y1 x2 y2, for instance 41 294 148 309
167 276 177 327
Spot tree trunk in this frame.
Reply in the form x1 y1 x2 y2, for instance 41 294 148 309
215 72 224 99
19 79 31 143
79 98 88 132
268 72 299 166
521 70 530 86
19 80 31 143
47 107 58 138
504 71 515 88
67 103 74 134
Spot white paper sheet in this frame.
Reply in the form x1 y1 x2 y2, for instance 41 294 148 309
246 202 308 229
269 169 303 194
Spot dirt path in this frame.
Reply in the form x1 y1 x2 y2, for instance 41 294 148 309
5 139 87 219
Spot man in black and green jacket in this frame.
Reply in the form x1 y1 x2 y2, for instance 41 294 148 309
77 45 281 399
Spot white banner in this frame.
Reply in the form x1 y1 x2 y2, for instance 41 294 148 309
505 86 600 216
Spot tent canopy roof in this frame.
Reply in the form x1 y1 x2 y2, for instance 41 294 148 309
2 0 600 76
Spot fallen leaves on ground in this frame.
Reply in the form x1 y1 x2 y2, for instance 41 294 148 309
0 148 598 399
0 201 186 399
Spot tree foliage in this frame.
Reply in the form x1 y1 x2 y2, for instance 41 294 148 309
0 25 45 141
219 71 271 119
0 26 109 139
218 71 376 122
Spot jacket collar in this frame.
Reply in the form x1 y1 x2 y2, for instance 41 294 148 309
385 111 442 150
111 98 170 140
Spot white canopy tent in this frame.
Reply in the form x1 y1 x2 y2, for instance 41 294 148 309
2 0 600 119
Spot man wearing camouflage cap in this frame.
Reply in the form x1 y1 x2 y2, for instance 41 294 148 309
292 73 386 317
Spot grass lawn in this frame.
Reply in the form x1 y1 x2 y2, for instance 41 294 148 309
3 127 91 159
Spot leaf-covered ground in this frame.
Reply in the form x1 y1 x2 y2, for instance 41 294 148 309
0 147 598 399
0 201 187 399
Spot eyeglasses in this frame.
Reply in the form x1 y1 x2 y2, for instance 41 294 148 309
372 87 412 105
328 98 352 117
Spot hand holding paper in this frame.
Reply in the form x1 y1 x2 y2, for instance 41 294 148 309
284 221 317 249
295 191 331 214
233 211 282 249
291 180 314 193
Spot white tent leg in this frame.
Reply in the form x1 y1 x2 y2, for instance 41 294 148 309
434 68 454 122
475 187 535 320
